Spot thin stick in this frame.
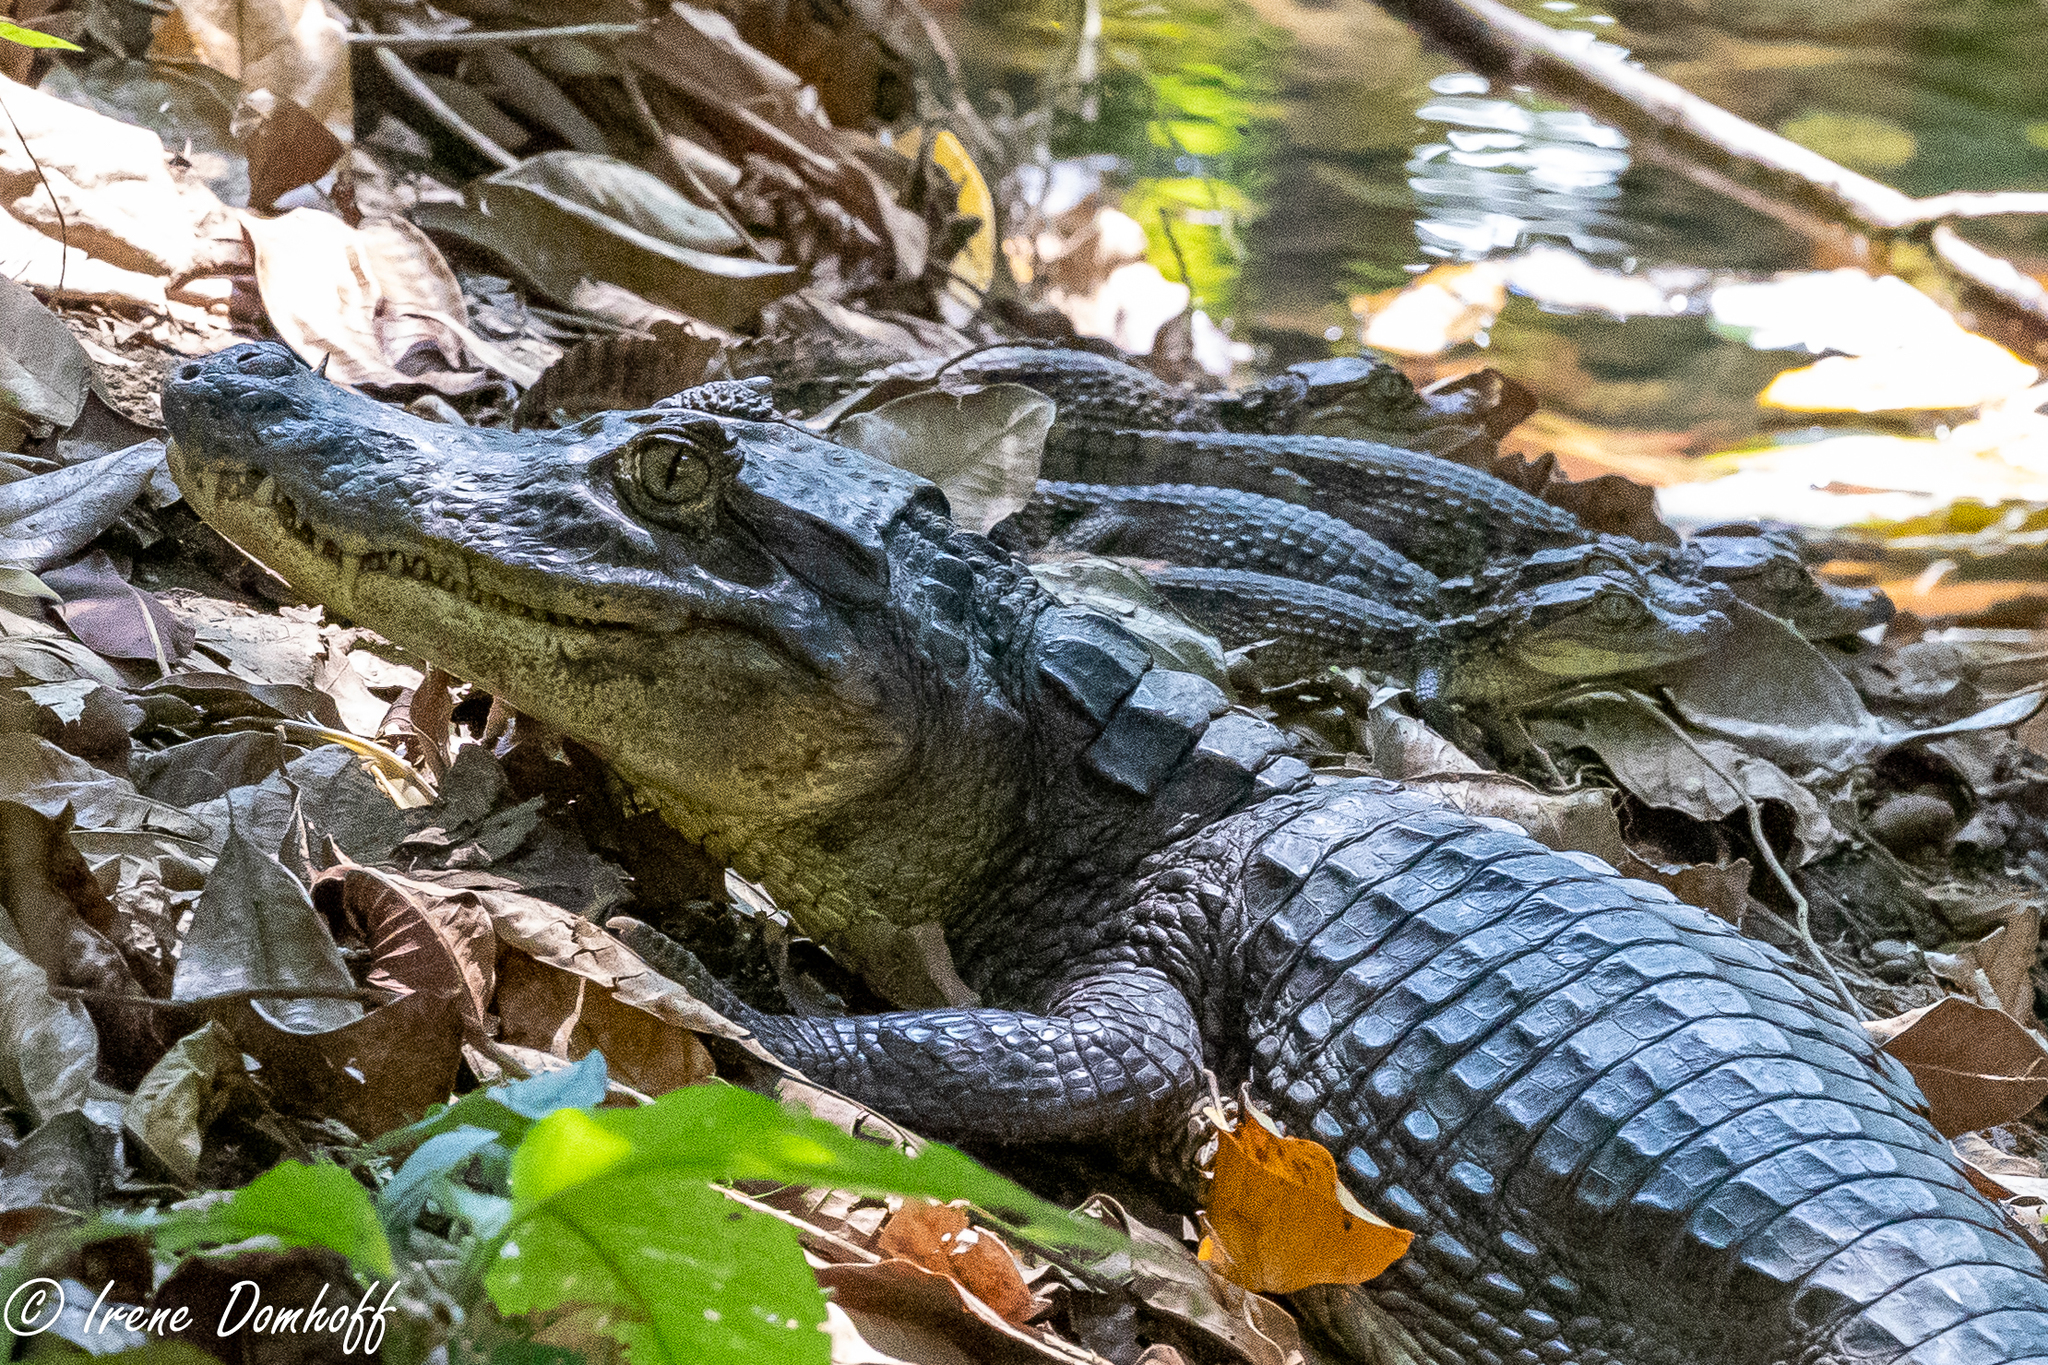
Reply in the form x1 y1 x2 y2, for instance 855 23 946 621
349 22 645 50
371 45 519 171
55 984 390 1008
0 89 69 299
616 68 771 263
1613 690 1867 1019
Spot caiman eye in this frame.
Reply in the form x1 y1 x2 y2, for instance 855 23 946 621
234 345 299 378
1763 560 1806 591
615 419 740 530
1594 590 1643 623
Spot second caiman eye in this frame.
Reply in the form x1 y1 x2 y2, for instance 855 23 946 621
1594 590 1643 624
615 420 740 530
1763 560 1806 591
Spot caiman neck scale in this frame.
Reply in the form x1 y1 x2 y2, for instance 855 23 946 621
163 344 2047 1365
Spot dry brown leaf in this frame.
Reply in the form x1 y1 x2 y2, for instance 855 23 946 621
472 883 745 1095
815 1259 1079 1365
311 865 495 1043
1953 1131 2048 1202
1865 996 2048 1136
1367 702 1628 864
149 0 351 141
242 209 487 394
1926 906 2043 1027
217 986 463 1138
875 1201 1044 1327
232 88 345 211
1200 1104 1412 1295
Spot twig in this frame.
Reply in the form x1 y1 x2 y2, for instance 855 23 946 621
1156 206 1193 292
0 89 68 299
370 45 519 171
348 22 646 50
53 984 390 1008
1376 0 2048 344
1608 690 1868 1019
714 1185 879 1265
616 67 771 264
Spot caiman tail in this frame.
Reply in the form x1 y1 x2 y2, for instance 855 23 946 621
1245 783 2048 1365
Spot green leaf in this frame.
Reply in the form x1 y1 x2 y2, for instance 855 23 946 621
373 1051 609 1155
152 1160 395 1277
0 19 81 50
481 1084 1118 1365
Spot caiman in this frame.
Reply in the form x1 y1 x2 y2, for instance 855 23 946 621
946 346 1888 638
1141 567 1731 708
163 344 2048 1365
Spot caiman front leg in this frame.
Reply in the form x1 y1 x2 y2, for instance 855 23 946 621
620 919 1205 1147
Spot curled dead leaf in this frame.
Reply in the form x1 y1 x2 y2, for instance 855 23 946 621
1200 1103 1412 1295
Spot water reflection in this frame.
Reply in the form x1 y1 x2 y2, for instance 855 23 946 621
1410 75 1632 259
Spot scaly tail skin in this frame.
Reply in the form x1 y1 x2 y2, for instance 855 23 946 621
1241 782 2048 1365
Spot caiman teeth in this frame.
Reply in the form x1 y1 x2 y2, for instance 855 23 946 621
205 462 617 633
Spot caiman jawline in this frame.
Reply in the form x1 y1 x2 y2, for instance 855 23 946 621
188 459 631 633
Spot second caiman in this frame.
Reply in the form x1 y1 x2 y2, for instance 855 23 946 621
164 344 2047 1365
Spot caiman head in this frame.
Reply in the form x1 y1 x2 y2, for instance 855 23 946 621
1215 355 1432 437
164 343 1174 991
1457 570 1734 695
1683 522 1893 640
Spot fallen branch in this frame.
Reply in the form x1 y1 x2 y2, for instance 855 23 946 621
369 44 519 171
1378 0 2048 349
348 22 646 50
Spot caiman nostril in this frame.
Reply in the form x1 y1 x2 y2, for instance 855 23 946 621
177 362 204 381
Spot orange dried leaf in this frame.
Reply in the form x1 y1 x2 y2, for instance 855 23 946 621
1200 1105 1413 1294
874 1201 1041 1327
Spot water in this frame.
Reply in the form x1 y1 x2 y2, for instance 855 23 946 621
953 0 2048 457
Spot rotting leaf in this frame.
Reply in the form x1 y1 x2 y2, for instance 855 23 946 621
170 809 361 1033
411 167 799 327
312 864 496 1043
0 276 90 448
43 550 194 666
495 151 744 256
1865 996 2048 1137
1526 695 1836 865
1028 558 1229 685
1073 1193 1303 1365
147 0 351 142
0 935 96 1123
242 209 490 395
1926 905 2043 1027
815 1257 1072 1365
0 440 167 571
219 985 464 1138
124 1022 244 1185
1200 1103 1412 1295
835 384 1051 533
0 734 217 845
1366 699 1628 864
874 1201 1044 1328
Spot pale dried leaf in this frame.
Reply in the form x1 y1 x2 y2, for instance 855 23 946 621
0 935 95 1123
836 385 1051 533
148 0 351 140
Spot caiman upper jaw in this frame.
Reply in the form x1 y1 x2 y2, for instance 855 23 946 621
162 342 939 821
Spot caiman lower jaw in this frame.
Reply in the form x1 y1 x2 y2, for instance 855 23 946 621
172 444 636 634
